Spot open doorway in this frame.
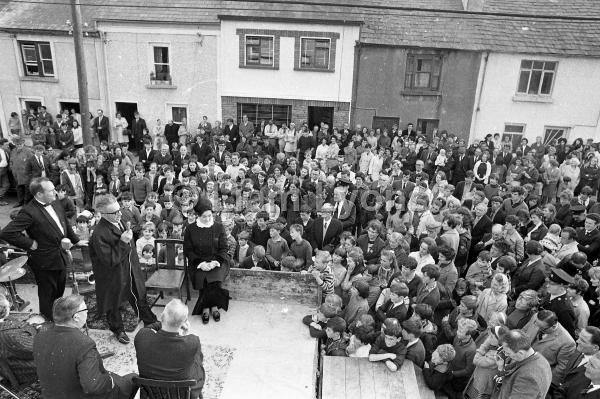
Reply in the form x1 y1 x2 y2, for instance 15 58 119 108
20 99 42 114
59 102 80 114
308 106 334 133
417 118 439 141
115 102 138 128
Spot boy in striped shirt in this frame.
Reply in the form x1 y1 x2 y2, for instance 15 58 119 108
306 250 335 296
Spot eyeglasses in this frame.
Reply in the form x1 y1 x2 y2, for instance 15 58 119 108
103 209 122 215
72 308 88 317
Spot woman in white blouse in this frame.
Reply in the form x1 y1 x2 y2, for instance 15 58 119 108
71 120 83 148
113 112 128 144
473 152 492 184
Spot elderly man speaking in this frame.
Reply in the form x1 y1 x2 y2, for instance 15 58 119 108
89 194 157 344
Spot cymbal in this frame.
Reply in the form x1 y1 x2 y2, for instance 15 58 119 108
0 267 26 282
0 256 27 274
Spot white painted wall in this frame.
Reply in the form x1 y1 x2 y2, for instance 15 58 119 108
0 32 103 136
220 20 359 102
98 22 219 135
471 52 600 143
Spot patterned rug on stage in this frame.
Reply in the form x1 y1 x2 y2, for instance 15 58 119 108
90 329 236 399
84 292 158 332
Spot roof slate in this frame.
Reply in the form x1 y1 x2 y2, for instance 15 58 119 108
481 0 600 18
0 0 599 57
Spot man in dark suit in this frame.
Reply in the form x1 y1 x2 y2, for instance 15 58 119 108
138 139 156 171
146 162 162 193
0 177 80 320
25 144 50 181
130 111 147 151
33 294 134 399
191 135 212 165
223 118 240 149
498 144 513 167
91 109 110 143
452 147 474 186
582 355 600 398
164 120 179 149
469 203 493 264
311 203 343 253
135 299 204 399
455 171 475 201
173 145 190 175
332 186 356 232
392 171 415 210
488 196 506 225
577 213 600 263
89 195 157 344
402 122 416 139
551 326 600 398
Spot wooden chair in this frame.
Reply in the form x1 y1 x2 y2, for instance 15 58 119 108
131 377 196 399
145 239 190 308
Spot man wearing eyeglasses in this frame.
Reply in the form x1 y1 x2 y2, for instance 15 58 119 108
0 177 82 320
33 294 135 399
89 194 157 344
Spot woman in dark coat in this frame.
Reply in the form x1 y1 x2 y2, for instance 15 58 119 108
184 198 230 323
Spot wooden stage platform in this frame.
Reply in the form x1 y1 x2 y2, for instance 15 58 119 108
321 357 444 399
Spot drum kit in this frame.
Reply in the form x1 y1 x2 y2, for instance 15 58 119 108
0 255 29 311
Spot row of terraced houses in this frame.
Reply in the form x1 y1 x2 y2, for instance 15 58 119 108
0 0 599 147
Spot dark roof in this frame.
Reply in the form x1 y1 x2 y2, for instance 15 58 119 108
481 0 600 18
1 0 599 57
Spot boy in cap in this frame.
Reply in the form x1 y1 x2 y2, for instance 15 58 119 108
544 267 578 339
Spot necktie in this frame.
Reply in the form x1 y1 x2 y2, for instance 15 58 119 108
323 221 328 245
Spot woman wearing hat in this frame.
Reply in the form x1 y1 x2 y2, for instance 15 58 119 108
183 198 230 323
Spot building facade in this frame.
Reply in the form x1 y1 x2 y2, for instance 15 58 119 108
353 45 481 140
219 17 360 131
470 52 600 146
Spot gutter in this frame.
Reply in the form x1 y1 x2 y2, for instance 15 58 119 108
470 50 489 143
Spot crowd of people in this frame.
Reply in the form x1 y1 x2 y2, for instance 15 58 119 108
1 105 600 398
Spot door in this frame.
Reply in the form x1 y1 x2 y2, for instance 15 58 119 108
115 102 138 129
308 106 334 133
59 102 80 114
372 116 400 133
417 118 439 140
20 99 42 114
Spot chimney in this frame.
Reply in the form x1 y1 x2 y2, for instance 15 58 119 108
462 0 485 11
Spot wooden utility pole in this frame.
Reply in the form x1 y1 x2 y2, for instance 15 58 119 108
70 0 92 145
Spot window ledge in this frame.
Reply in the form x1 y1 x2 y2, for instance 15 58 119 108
401 90 441 97
145 84 177 89
293 67 335 73
239 64 278 70
19 76 58 83
512 94 553 103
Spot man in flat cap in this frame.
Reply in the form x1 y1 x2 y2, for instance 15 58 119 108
543 268 578 339
570 204 587 229
577 213 600 262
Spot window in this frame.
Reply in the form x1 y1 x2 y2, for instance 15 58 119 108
237 103 291 128
544 126 569 145
503 124 526 150
153 46 170 80
245 36 274 67
171 106 187 124
517 60 556 95
405 54 442 91
300 38 330 69
19 41 54 77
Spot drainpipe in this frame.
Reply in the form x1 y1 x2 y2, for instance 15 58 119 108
470 50 489 144
99 30 112 126
350 41 362 127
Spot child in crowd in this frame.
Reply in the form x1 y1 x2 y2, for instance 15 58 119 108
375 281 410 325
239 245 273 270
141 191 162 218
289 224 313 270
342 279 370 326
131 164 152 206
323 316 348 357
136 222 156 259
160 196 181 223
331 247 347 296
266 222 289 268
233 231 253 266
401 318 426 368
56 184 77 220
305 250 335 296
280 255 303 272
368 318 407 372
465 251 492 291
139 244 156 276
92 174 108 209
302 302 340 339
74 213 92 241
346 324 377 358
422 344 456 391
